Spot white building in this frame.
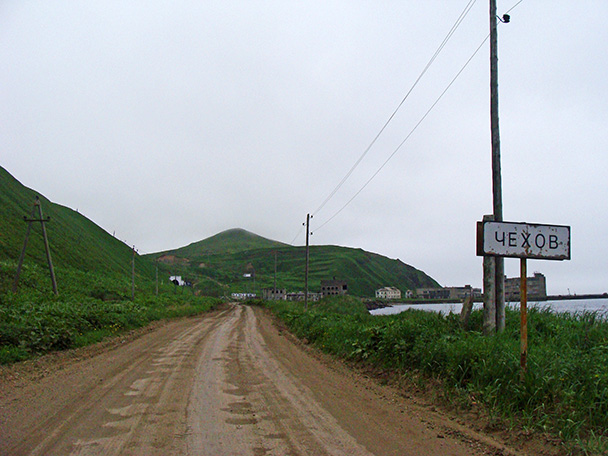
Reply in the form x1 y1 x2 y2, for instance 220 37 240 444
169 276 186 286
231 292 257 300
375 287 402 300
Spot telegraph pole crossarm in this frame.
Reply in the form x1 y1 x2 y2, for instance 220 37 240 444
13 197 58 295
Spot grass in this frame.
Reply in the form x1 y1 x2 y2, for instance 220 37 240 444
0 261 223 364
258 297 608 455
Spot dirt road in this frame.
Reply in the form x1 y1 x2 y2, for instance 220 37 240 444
0 303 525 456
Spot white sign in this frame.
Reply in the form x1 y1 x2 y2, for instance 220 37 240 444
477 221 571 260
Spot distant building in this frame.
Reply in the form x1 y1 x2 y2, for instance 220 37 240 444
416 287 450 300
375 287 402 300
415 285 481 300
169 276 186 286
231 292 257 300
321 279 348 297
285 291 322 302
262 288 286 300
505 272 547 301
445 285 482 300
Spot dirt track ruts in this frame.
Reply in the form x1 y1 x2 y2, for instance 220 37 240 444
0 303 528 456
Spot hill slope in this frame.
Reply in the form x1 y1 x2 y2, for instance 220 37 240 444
146 229 440 297
0 166 439 298
0 166 154 286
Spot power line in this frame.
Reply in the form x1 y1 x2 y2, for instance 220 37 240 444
312 0 478 217
290 224 304 245
506 0 524 14
314 34 490 233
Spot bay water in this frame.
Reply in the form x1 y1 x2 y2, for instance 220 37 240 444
370 297 608 317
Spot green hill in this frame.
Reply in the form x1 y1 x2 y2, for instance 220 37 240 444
160 228 288 256
0 166 155 290
146 229 440 298
0 166 439 298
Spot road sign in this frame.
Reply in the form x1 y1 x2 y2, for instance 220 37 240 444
477 220 570 260
477 219 571 380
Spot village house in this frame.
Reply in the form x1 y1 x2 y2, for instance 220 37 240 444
285 291 322 302
231 292 257 300
169 275 186 286
375 287 402 300
416 285 482 300
262 288 287 300
320 279 348 297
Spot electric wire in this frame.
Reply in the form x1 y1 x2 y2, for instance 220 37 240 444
314 34 490 233
311 0 478 217
295 0 522 242
290 224 305 245
506 0 524 14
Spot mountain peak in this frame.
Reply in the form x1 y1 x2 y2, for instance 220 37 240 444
158 228 288 257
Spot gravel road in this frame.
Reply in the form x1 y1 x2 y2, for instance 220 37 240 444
0 303 526 456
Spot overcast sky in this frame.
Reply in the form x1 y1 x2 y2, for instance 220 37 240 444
2 1 607 295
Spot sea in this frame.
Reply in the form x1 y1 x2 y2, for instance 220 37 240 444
369 298 608 318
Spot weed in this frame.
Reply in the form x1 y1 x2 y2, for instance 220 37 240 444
0 262 223 363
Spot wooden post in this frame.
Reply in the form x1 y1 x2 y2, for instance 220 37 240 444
273 251 277 300
520 258 528 381
304 214 310 310
155 259 159 296
460 295 474 330
131 246 136 301
13 197 58 295
490 0 505 332
37 199 58 295
482 215 496 335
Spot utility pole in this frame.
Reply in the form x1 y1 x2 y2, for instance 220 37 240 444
489 0 507 332
304 214 311 311
13 197 58 295
155 258 159 296
273 250 277 299
131 245 136 301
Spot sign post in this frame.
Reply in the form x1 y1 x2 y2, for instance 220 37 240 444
520 257 527 381
477 220 571 378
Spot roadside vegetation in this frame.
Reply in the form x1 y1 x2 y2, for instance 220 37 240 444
0 261 222 365
258 296 608 455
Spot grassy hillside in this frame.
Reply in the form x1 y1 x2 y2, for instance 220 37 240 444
146 230 440 298
0 166 439 298
0 166 155 292
0 166 221 365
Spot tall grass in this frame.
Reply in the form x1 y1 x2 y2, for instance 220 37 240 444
0 261 223 364
260 297 608 454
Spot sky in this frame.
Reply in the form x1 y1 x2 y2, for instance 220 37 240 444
1 1 607 295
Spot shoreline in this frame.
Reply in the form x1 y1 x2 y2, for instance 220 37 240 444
365 293 608 310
